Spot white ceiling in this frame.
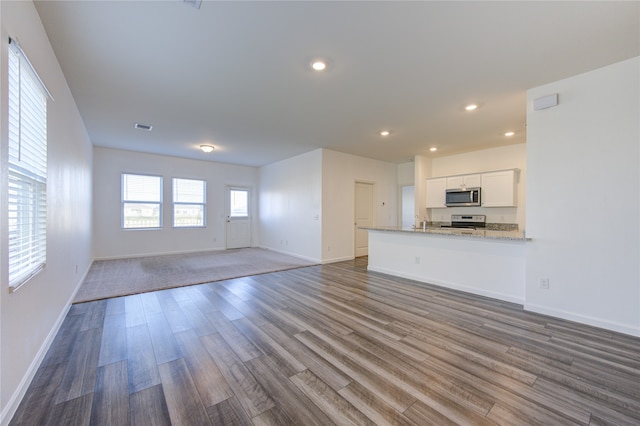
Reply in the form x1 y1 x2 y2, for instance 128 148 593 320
34 1 639 167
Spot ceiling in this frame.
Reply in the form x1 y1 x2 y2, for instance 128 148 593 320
34 1 639 167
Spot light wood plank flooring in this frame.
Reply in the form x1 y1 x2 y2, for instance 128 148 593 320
10 258 640 425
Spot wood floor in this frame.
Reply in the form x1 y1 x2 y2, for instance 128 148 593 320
10 258 640 425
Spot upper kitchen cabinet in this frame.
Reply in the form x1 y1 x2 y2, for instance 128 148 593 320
446 174 481 189
481 169 518 207
425 177 447 208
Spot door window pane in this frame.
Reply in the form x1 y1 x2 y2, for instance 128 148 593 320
229 189 248 217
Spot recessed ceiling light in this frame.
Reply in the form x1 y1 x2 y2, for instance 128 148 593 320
380 130 390 136
504 131 515 137
430 147 438 152
465 104 478 111
134 123 152 131
200 145 215 153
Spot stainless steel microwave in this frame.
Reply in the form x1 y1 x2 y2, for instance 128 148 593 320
445 187 481 207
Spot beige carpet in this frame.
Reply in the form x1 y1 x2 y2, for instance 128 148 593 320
73 248 316 303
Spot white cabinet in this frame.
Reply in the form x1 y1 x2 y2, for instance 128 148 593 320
425 178 447 208
481 170 517 207
446 174 481 189
428 169 518 208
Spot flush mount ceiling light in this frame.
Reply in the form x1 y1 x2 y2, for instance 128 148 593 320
504 131 515 137
134 123 152 131
200 145 215 153
429 147 438 152
308 57 330 72
312 61 327 71
464 104 478 111
380 130 390 136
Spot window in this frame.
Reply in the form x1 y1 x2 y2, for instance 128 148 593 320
173 178 205 227
229 188 248 218
7 38 49 291
122 173 162 228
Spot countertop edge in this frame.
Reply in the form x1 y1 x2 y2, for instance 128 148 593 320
361 226 531 241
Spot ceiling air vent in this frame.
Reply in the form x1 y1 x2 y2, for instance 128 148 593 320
182 0 202 9
134 123 153 131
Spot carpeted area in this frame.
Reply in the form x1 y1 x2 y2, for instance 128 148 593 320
73 248 316 303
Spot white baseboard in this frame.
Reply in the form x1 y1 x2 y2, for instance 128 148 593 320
1 260 92 426
257 246 320 264
257 246 355 265
321 255 354 264
524 303 640 338
367 265 525 305
94 247 226 261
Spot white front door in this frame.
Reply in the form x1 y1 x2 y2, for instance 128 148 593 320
354 182 374 257
226 186 251 249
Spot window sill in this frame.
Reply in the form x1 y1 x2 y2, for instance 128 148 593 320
9 263 46 293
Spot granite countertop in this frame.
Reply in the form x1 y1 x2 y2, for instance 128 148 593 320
361 226 530 241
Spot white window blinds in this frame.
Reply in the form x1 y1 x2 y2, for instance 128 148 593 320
7 38 49 291
173 178 206 227
122 173 163 228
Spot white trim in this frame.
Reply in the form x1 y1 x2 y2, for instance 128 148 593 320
258 246 320 264
321 255 354 264
94 247 226 261
524 303 640 338
367 265 526 305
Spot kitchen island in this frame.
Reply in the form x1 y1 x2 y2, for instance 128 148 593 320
362 226 530 304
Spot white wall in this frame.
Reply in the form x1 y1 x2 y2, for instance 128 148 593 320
414 154 432 225
526 57 639 336
397 161 414 186
259 149 322 262
258 148 398 264
428 144 527 227
398 161 415 227
93 147 259 259
322 149 398 262
0 2 93 423
368 231 526 304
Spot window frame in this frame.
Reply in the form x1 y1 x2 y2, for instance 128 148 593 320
121 173 163 230
172 177 206 228
7 38 49 292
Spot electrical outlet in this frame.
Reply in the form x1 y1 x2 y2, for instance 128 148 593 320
415 256 420 264
539 278 550 289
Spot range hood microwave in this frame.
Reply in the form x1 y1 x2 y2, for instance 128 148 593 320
445 187 481 207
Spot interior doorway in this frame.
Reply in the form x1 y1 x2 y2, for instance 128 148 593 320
400 185 415 228
354 181 374 257
226 186 251 249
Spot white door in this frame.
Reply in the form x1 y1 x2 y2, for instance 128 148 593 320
354 182 374 257
226 186 251 249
